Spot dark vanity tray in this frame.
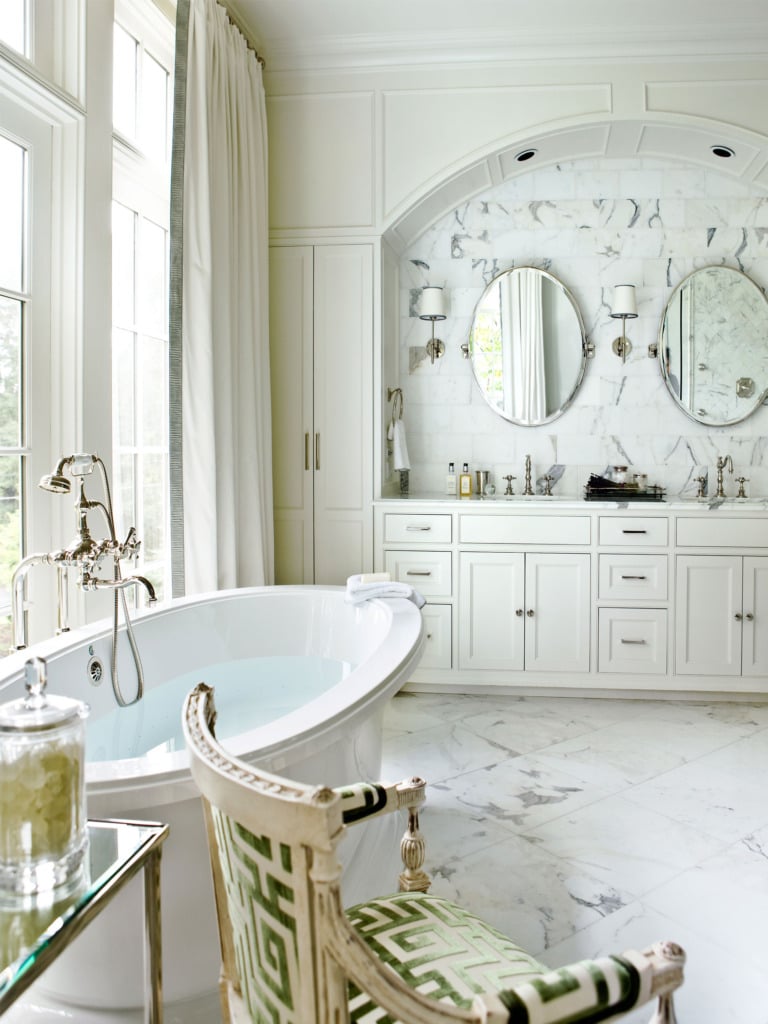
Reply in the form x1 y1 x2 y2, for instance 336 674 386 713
584 484 666 502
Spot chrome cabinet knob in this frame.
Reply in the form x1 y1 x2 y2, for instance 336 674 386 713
526 609 535 617
735 613 743 621
515 608 523 617
746 612 754 621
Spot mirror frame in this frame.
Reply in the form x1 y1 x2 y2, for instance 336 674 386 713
657 265 768 427
467 266 589 427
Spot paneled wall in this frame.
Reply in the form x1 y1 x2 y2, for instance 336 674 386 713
391 157 768 499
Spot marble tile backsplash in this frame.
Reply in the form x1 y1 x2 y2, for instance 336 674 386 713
392 158 768 499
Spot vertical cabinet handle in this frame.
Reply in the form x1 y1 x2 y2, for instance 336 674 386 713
304 433 310 471
315 432 320 470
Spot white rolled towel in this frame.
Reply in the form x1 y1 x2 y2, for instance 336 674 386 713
345 573 426 608
391 419 410 471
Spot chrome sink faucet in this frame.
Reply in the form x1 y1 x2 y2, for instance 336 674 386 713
715 454 733 498
523 454 534 496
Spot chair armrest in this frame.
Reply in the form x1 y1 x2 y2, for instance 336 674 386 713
334 776 430 893
476 941 685 1024
334 776 426 825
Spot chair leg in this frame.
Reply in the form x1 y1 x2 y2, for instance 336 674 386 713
398 805 430 893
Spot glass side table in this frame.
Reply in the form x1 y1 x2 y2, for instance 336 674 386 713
0 818 169 1022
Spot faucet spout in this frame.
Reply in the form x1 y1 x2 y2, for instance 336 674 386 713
715 454 734 498
523 455 534 496
80 571 157 605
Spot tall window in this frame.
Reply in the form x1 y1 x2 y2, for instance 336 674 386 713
0 2 26 55
0 135 26 644
111 1 173 603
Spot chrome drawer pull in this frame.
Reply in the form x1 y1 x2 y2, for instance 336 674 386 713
620 574 647 580
622 529 647 534
406 525 432 532
406 570 432 576
620 638 647 645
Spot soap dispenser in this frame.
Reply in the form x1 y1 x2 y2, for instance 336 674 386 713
459 463 473 497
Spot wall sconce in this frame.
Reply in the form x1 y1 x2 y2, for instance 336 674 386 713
610 285 637 363
419 286 446 364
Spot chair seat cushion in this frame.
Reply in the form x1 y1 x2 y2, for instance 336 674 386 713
346 892 548 1021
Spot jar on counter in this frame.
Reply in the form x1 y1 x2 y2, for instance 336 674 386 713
0 657 89 894
611 465 628 484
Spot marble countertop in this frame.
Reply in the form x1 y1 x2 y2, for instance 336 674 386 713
375 492 768 511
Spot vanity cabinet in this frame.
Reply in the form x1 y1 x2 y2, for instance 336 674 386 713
458 551 590 672
270 244 373 584
374 500 768 697
675 555 768 677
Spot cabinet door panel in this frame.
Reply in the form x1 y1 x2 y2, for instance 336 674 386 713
270 246 314 583
742 557 768 677
459 552 524 671
675 556 741 676
313 246 373 581
525 553 590 672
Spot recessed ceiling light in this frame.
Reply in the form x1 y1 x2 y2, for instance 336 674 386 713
711 145 735 159
515 149 537 163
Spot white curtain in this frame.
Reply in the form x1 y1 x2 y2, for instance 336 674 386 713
501 269 547 421
173 0 273 593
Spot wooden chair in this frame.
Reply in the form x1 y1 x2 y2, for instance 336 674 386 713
183 682 685 1024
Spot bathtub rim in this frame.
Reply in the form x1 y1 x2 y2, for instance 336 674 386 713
0 586 425 808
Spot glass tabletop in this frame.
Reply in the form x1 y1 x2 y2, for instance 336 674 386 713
0 818 168 1009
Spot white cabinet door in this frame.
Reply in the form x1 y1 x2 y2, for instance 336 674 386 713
270 244 373 585
270 246 314 584
525 553 590 673
458 551 590 673
459 552 524 671
741 557 768 677
675 555 742 676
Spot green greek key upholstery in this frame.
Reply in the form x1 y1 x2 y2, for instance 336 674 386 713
347 892 546 1020
183 682 685 1024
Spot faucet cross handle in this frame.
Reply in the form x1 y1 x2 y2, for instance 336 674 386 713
735 476 749 499
503 474 516 496
543 475 554 497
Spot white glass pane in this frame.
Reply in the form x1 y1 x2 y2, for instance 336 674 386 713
0 135 26 293
113 23 138 139
0 297 22 448
112 327 135 447
0 456 22 623
138 337 166 448
137 218 167 336
142 52 169 162
112 201 135 327
0 1 26 54
141 453 166 562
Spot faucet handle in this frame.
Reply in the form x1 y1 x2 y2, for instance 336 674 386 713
735 476 749 499
503 474 516 496
543 475 554 497
695 475 707 499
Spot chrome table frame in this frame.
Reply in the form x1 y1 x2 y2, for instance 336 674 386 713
0 818 169 1022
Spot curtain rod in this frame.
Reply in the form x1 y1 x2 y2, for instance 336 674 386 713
220 1 265 66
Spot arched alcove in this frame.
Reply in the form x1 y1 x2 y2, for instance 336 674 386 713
384 118 768 252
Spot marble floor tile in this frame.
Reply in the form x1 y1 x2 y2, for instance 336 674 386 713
381 692 768 1024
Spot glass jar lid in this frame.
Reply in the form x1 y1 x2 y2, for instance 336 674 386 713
0 657 89 733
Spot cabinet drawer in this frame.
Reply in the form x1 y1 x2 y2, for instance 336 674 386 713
460 514 590 545
384 513 452 544
384 550 452 598
676 517 768 548
599 516 668 546
599 554 668 601
598 608 667 675
419 604 452 670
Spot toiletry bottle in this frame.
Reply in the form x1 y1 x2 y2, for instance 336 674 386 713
446 462 457 496
459 463 472 497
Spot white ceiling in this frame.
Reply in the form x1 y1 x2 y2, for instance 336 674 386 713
229 0 768 71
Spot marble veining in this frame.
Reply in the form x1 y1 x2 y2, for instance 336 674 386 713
382 691 768 1022
393 157 768 500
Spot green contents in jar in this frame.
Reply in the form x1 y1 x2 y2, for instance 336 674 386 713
0 739 84 863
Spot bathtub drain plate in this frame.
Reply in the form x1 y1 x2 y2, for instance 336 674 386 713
87 657 104 686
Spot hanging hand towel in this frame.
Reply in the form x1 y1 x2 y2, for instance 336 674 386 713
391 418 410 471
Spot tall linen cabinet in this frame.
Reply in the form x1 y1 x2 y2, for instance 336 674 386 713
269 244 373 584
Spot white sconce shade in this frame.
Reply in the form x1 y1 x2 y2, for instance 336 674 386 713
419 286 447 321
419 286 447 364
610 284 637 363
611 284 638 319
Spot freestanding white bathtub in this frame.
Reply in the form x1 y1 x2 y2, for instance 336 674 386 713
0 586 425 1022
